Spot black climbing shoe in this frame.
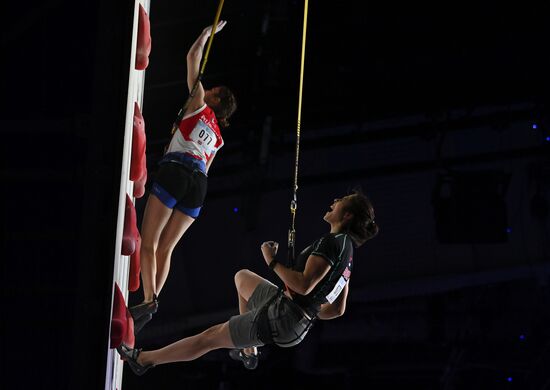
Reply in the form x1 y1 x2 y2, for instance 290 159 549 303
117 343 154 376
229 349 259 370
133 313 152 335
129 295 158 320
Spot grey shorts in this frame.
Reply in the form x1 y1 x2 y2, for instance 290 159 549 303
228 281 314 349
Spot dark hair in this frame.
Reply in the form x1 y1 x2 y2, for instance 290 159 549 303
211 85 237 128
342 189 379 247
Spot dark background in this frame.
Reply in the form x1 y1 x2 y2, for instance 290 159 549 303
2 0 550 389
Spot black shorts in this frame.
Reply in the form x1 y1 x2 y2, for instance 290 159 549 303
150 162 207 218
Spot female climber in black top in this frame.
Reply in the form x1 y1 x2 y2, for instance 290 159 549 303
119 189 379 374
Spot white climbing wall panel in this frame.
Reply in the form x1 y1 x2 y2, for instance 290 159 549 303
105 1 150 389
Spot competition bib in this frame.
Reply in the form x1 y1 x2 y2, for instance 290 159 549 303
325 276 347 304
189 120 217 155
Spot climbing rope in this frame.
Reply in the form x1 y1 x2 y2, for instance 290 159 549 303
288 0 309 264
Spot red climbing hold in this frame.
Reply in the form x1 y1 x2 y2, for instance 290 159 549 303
121 194 138 256
110 283 135 349
135 4 151 70
130 102 146 182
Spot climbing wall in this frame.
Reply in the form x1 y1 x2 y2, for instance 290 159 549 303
105 1 152 389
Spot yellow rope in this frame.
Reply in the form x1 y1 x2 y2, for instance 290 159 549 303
201 0 225 75
288 0 308 259
171 0 225 135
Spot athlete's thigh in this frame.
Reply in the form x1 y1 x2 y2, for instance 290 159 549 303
141 193 173 247
235 270 268 302
157 209 195 253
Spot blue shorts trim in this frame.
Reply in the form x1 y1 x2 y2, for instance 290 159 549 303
151 182 177 208
175 204 201 218
151 182 202 218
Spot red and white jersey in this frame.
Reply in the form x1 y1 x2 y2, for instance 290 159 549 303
166 104 224 163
